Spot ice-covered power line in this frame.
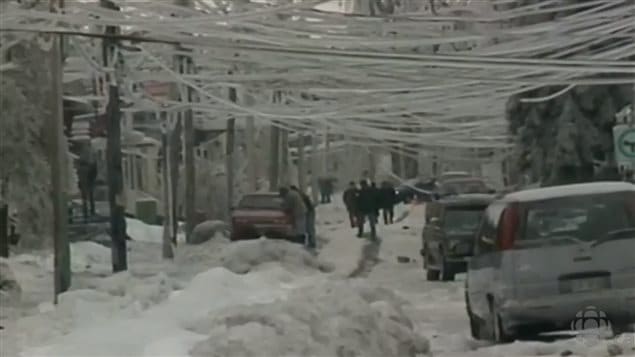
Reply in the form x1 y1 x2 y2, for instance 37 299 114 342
1 0 634 149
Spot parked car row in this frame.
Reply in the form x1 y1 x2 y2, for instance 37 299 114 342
396 171 495 204
421 181 635 342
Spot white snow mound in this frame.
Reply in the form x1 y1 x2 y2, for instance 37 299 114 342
187 279 430 357
220 238 335 274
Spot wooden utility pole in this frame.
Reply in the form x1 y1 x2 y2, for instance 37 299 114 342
280 129 289 185
246 114 257 191
310 133 319 204
323 127 330 175
297 134 307 193
101 0 127 272
174 0 196 244
226 86 237 217
268 91 281 191
181 56 195 243
49 0 71 298
161 124 174 259
0 203 8 258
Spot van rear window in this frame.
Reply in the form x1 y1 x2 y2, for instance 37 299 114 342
521 191 635 243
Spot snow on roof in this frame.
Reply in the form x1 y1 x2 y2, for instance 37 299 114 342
504 182 635 202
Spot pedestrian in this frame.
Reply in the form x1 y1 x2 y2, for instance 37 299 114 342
318 177 328 204
356 180 377 240
342 181 359 227
370 181 381 224
379 181 396 224
324 177 335 203
290 185 316 250
279 187 308 244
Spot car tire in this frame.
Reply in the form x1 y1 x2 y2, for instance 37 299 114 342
426 269 440 281
440 258 455 281
488 300 513 343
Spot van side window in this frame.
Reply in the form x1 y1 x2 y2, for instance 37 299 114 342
474 203 504 255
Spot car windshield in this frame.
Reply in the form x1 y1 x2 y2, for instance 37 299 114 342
238 195 283 209
441 180 487 195
443 207 485 236
522 191 635 243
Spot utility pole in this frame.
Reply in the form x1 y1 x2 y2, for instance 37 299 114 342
297 134 307 193
323 127 330 175
280 129 289 185
268 91 281 191
175 0 196 244
181 55 195 243
49 0 71 299
161 123 174 259
310 133 319 204
100 0 127 272
246 114 257 191
226 85 237 218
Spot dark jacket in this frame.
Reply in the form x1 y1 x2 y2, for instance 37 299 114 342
378 187 396 208
343 188 358 210
356 187 378 214
299 192 314 213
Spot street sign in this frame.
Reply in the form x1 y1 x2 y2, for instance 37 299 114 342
613 124 635 171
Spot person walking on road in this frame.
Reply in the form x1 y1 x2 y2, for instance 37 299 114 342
342 181 359 228
290 185 316 250
279 187 307 244
379 181 396 224
356 180 378 240
370 181 381 224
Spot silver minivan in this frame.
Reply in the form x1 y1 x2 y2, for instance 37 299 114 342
465 182 635 342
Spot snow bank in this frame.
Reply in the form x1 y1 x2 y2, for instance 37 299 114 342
19 265 299 357
219 238 334 274
188 279 429 357
126 218 185 244
0 258 21 307
11 241 112 274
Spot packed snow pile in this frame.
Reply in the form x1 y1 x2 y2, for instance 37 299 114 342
0 258 21 307
219 238 335 274
126 217 186 244
189 220 229 245
18 266 300 356
187 279 429 357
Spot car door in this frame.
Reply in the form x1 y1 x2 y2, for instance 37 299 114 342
467 202 505 318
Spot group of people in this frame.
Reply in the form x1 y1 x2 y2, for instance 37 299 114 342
342 180 397 240
278 186 316 250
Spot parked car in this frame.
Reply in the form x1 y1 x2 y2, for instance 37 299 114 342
438 177 494 197
439 171 470 181
465 182 635 343
421 194 495 281
395 179 437 203
230 193 294 241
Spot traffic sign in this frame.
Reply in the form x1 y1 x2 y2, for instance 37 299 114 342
613 124 635 170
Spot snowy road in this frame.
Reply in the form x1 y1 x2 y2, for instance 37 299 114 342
2 200 634 356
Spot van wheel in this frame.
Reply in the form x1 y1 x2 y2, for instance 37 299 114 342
488 300 513 343
440 259 455 281
426 269 440 281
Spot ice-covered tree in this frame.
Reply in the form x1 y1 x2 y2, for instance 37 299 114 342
504 0 634 185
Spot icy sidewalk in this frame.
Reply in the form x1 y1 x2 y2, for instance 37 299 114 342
315 201 366 278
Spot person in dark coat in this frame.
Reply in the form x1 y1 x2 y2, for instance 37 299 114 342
370 182 381 224
379 181 396 225
342 181 359 228
279 187 307 244
290 185 316 249
356 180 377 240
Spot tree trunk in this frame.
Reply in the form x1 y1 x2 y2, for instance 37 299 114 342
161 129 174 258
297 135 306 192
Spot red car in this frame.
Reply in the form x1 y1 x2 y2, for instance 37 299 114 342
230 193 294 241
